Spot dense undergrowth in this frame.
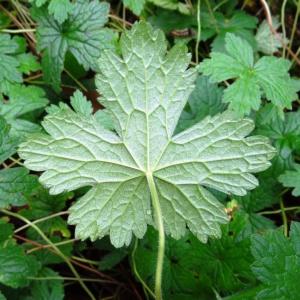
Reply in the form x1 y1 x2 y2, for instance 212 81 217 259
0 0 300 299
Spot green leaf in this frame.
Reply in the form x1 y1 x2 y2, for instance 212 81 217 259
47 0 73 24
176 75 226 132
70 90 93 117
211 11 257 52
30 0 47 7
255 17 287 55
0 245 40 288
123 0 146 15
147 0 191 14
17 53 41 75
33 0 110 91
0 220 14 245
28 268 64 300
199 33 299 115
134 227 214 300
0 167 38 208
0 116 19 164
30 0 72 23
278 165 300 196
255 108 300 174
251 222 300 299
134 213 256 299
1 84 48 137
0 34 22 88
19 22 275 247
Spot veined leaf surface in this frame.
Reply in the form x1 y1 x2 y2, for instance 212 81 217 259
19 22 275 247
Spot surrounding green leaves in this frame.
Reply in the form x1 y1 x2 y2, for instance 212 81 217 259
0 2 299 299
199 33 299 116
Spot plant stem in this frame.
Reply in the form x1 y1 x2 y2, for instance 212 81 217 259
27 276 110 283
15 211 70 233
1 28 36 33
195 0 201 65
281 0 288 57
146 173 165 300
288 0 300 57
260 206 300 215
64 69 88 92
1 209 96 300
280 199 288 237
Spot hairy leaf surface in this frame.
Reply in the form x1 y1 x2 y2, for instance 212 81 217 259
19 22 275 247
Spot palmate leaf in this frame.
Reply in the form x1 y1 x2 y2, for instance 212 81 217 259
199 33 299 116
19 22 275 247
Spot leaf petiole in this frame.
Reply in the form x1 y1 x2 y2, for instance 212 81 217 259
146 173 165 300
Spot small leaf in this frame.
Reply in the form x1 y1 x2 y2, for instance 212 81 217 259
70 90 93 116
47 0 72 23
17 53 41 75
123 0 146 15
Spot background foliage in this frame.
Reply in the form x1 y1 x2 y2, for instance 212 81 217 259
0 0 300 299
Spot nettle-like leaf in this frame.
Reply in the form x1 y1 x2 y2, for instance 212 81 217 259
19 22 275 247
251 222 300 299
33 0 110 91
199 33 299 116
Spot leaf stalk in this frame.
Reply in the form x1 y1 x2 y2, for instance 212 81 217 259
146 173 165 300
